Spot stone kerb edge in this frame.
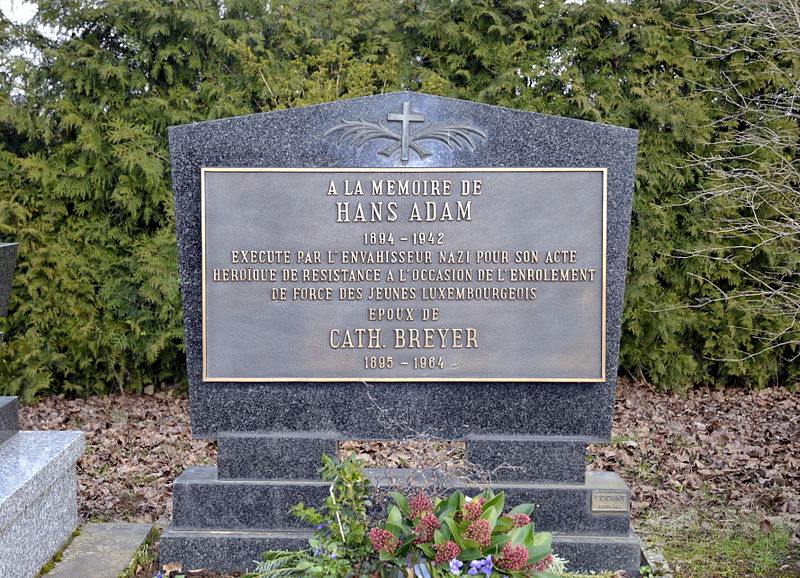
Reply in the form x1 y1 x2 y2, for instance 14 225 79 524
0 463 81 578
0 431 85 530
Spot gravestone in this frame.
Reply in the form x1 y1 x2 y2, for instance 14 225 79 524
0 242 84 578
0 243 18 446
162 93 641 575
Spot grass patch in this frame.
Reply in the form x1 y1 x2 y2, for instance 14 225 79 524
120 524 160 578
36 526 82 576
636 507 799 577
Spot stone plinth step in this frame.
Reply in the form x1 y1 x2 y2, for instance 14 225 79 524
465 434 586 483
215 431 588 484
0 430 84 578
171 466 330 530
553 530 642 577
471 471 632 536
368 468 632 537
160 528 312 573
218 430 340 480
172 466 631 537
47 523 153 578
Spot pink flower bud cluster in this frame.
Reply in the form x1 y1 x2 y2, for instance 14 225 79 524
464 518 492 547
461 497 486 521
413 512 441 543
501 512 532 528
512 513 531 528
530 554 555 572
408 493 434 519
497 543 529 571
433 540 462 563
368 527 398 553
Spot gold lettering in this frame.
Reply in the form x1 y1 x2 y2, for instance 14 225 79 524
544 250 578 263
344 179 364 195
393 328 479 349
336 201 398 222
408 200 471 222
329 328 383 349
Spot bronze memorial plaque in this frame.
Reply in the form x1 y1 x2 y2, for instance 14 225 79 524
202 168 606 382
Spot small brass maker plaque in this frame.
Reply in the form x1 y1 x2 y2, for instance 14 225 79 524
591 491 630 513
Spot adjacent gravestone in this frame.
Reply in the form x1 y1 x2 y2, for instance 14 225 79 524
162 93 641 575
0 243 18 352
0 244 19 446
0 242 85 578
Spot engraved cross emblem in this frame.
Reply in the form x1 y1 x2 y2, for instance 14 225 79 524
325 100 486 162
387 102 425 161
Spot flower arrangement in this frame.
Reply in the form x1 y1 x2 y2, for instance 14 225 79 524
244 455 566 578
368 489 563 577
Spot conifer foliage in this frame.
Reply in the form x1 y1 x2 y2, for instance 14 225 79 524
0 0 796 397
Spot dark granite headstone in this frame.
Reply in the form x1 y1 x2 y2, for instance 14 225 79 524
162 93 641 575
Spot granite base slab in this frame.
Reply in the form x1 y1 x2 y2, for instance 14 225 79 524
158 529 642 576
458 471 631 536
0 431 84 578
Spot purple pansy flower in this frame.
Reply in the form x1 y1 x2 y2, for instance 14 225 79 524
467 555 493 576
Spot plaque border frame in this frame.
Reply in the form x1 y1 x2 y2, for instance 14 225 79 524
200 167 607 383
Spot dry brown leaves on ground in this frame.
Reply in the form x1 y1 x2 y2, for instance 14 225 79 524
590 379 800 518
19 390 216 522
17 378 800 526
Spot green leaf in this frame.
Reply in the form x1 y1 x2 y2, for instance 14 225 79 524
459 548 483 561
445 490 464 512
494 515 514 534
533 531 553 548
386 522 405 537
481 505 500 527
489 533 510 550
389 491 409 517
387 505 402 527
507 503 534 517
462 537 482 551
482 492 505 520
443 517 464 548
417 543 436 559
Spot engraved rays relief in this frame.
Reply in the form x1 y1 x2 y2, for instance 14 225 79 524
325 101 487 162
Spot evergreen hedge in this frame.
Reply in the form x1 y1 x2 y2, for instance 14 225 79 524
0 0 796 399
